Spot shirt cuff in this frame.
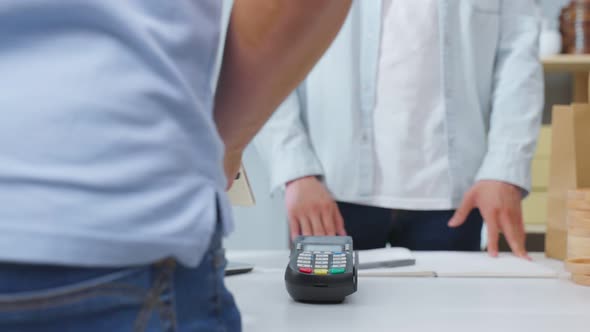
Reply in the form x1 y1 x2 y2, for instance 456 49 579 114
268 146 324 194
475 150 533 198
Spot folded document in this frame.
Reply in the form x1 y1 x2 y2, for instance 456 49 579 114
357 247 416 270
357 250 559 279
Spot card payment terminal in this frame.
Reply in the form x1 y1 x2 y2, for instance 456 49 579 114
285 236 358 303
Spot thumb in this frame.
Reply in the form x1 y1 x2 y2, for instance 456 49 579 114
448 191 476 228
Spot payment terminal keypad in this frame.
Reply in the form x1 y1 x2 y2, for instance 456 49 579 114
296 251 348 275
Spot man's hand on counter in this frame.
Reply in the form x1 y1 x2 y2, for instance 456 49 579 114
448 180 530 260
285 176 347 241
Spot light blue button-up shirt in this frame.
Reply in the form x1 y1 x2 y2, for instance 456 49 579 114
0 1 232 267
255 0 544 207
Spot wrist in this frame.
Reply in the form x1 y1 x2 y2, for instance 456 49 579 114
286 175 319 188
476 179 521 191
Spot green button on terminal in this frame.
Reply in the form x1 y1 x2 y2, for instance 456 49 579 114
330 268 345 274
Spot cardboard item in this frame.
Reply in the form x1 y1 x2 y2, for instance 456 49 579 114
546 198 568 259
547 197 568 225
546 225 568 259
227 165 256 206
546 104 590 259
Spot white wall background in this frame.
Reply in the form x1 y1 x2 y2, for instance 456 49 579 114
225 147 289 250
215 0 289 250
222 0 572 251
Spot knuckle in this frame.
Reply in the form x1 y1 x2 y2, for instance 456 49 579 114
324 223 336 232
466 189 477 200
289 203 304 213
309 202 323 212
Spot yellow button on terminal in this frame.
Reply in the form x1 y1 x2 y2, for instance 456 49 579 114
313 269 329 275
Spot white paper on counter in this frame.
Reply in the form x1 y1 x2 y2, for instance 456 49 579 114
358 252 559 278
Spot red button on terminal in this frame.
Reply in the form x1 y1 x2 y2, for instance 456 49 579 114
299 267 312 274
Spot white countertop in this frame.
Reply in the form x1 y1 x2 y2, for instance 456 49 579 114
225 251 590 332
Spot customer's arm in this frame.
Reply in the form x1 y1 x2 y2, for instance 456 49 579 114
214 0 352 183
449 0 543 258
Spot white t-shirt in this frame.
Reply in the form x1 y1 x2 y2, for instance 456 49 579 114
366 0 452 210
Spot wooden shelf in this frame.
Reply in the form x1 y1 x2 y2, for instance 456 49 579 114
525 224 547 234
542 55 590 102
542 55 590 72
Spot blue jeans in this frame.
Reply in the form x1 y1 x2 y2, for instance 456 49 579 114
338 202 484 251
0 223 241 332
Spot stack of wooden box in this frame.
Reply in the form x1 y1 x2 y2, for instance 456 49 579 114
565 189 590 286
545 104 590 260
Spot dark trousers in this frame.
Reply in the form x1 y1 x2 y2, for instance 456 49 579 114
337 202 484 251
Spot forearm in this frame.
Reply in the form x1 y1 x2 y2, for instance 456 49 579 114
254 91 324 193
214 0 351 155
476 1 543 193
